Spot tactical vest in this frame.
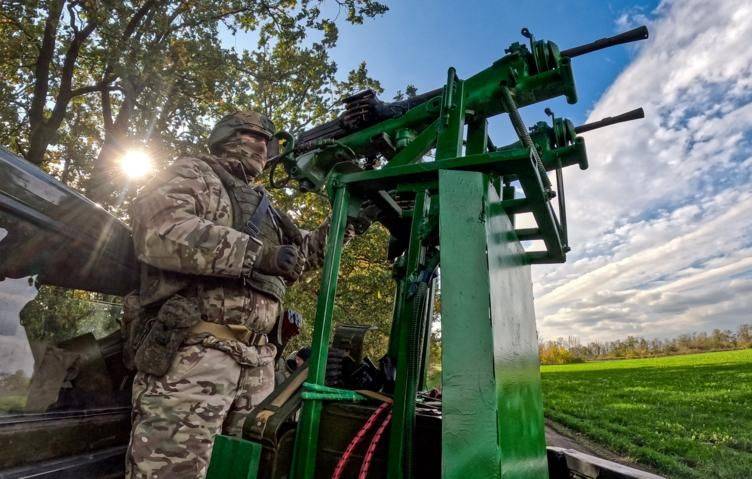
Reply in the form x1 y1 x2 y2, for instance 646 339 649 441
202 157 291 301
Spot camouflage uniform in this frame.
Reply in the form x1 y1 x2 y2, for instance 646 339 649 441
125 126 333 478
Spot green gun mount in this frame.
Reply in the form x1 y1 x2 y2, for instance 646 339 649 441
211 25 651 479
272 26 647 265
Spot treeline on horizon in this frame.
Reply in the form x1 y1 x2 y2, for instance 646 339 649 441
539 324 752 365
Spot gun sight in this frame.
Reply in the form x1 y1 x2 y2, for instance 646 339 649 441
574 107 645 134
561 26 649 58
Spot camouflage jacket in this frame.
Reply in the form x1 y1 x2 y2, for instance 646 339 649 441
130 153 330 337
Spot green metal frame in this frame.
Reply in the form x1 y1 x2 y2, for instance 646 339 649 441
206 435 262 479
290 184 350 478
286 62 559 477
280 46 584 264
440 170 548 478
259 25 648 479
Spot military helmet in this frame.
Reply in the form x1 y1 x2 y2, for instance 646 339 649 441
208 110 275 152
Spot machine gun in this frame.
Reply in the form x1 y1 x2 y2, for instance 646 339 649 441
204 25 652 479
285 25 648 154
267 26 648 264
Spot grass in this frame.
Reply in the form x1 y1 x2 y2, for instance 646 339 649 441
0 394 26 413
541 349 752 478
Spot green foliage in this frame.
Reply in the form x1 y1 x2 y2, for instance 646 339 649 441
20 285 121 343
542 349 752 478
0 0 388 204
0 395 26 413
425 333 442 389
539 324 752 364
0 370 30 413
393 84 418 101
283 221 395 361
538 341 583 365
1 0 395 357
0 370 30 395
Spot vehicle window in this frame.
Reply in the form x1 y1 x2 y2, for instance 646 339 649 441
0 228 131 415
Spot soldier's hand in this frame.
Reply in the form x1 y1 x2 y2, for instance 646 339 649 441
255 245 300 277
348 200 381 235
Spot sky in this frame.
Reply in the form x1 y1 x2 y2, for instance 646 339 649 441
323 0 752 342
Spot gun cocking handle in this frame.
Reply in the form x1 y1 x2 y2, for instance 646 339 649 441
521 28 533 39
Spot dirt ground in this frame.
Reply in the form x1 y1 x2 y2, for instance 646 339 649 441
545 420 665 477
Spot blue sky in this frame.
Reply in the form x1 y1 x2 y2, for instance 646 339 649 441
327 0 659 144
225 0 752 343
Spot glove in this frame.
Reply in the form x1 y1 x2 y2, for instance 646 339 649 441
254 244 300 279
348 200 381 235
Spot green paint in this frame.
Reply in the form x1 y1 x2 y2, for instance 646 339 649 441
486 183 548 478
388 119 440 167
290 184 350 479
439 170 501 479
466 117 489 156
206 435 261 479
387 190 431 479
439 170 547 479
435 71 465 160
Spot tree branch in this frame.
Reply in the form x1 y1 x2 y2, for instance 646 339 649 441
124 0 159 39
69 83 121 98
49 14 97 126
0 10 42 50
29 0 65 130
101 86 113 132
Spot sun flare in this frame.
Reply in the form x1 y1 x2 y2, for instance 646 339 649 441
120 149 153 179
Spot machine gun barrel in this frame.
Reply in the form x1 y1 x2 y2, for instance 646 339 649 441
560 26 648 58
574 107 644 134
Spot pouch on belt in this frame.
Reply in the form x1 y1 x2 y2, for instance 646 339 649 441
134 294 201 376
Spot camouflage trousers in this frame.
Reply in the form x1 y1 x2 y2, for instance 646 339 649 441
125 343 276 479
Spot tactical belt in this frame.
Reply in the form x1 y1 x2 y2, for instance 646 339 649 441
190 320 268 346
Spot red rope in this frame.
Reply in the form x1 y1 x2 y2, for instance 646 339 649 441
358 411 393 479
332 402 390 479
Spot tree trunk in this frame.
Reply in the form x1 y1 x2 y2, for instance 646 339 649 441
25 0 65 166
25 124 58 167
25 1 97 166
85 87 137 204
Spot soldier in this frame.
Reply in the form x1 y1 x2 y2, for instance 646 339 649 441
123 111 366 478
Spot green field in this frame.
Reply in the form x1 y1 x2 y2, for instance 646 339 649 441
541 349 752 478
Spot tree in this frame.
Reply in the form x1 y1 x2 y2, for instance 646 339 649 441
2 0 396 359
0 0 388 204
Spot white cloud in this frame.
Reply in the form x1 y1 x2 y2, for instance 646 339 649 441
0 276 39 375
534 0 752 342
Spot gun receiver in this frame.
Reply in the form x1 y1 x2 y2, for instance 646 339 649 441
574 107 645 133
560 26 649 58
